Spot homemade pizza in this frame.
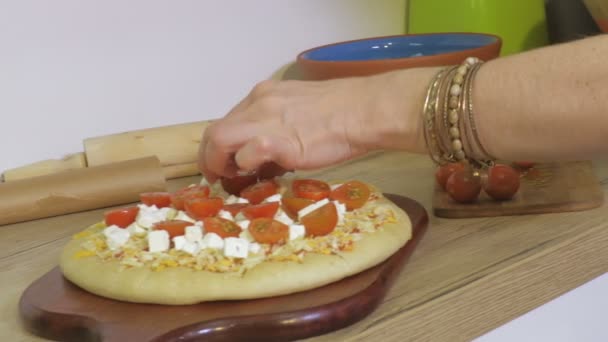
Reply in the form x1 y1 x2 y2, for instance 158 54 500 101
60 173 412 305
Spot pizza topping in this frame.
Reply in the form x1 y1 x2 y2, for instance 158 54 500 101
240 180 278 204
242 202 280 220
170 185 210 210
282 197 314 219
202 232 225 249
274 209 294 226
105 206 139 228
148 230 170 252
298 198 330 220
301 202 338 237
222 203 249 217
237 219 251 230
293 179 331 201
203 217 242 238
184 225 203 242
139 192 172 208
103 225 131 250
174 211 197 224
288 224 306 241
221 173 258 196
136 205 176 229
185 197 224 220
153 220 192 239
249 218 289 244
223 237 250 258
218 209 236 222
330 181 371 210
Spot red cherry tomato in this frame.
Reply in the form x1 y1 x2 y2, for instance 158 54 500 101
282 197 315 219
240 180 278 205
445 169 481 203
220 173 258 196
329 181 370 211
435 162 465 191
170 185 210 210
248 218 289 244
292 179 331 201
301 202 338 237
184 197 224 220
203 217 242 238
153 220 192 238
258 162 289 180
104 206 139 228
484 164 520 200
241 202 280 220
139 192 172 208
222 203 250 217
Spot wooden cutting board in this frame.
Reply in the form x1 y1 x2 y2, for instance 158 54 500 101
433 161 604 218
18 194 427 342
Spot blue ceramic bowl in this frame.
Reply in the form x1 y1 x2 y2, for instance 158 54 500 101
296 32 501 80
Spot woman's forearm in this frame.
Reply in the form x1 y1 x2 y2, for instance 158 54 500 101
473 34 608 162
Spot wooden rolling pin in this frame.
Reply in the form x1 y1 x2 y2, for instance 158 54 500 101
84 121 209 179
2 153 87 182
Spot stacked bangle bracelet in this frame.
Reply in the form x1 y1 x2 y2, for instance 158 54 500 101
422 57 495 169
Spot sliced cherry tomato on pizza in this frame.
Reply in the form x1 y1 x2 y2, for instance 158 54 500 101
292 179 331 201
170 185 210 210
329 181 370 211
104 206 139 228
184 197 224 220
240 180 278 205
248 218 289 244
220 173 258 196
445 169 481 203
222 203 250 217
282 197 314 219
241 202 280 220
153 220 192 239
139 192 172 208
301 202 338 237
435 162 466 191
203 217 242 238
484 164 520 200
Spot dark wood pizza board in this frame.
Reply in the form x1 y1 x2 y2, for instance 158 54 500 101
19 194 427 342
433 161 604 218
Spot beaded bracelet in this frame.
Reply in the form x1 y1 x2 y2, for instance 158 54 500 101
422 57 493 168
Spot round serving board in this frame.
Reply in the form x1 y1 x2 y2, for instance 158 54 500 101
19 194 427 342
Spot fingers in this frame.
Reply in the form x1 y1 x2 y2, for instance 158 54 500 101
234 134 299 172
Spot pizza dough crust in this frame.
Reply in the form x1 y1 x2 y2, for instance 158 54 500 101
59 197 412 305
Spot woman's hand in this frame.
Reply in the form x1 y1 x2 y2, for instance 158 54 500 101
198 68 436 182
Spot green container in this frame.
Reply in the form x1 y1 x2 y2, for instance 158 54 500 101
407 0 549 56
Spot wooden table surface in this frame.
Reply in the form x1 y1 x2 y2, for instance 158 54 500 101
2 151 608 342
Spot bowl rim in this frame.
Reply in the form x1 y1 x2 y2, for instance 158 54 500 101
296 32 502 64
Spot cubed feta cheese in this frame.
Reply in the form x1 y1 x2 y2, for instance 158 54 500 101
200 177 209 186
249 242 262 254
148 230 170 253
182 241 201 255
195 220 204 227
333 201 347 224
224 237 250 258
237 220 250 230
174 211 196 223
236 197 249 204
103 225 131 250
275 210 294 226
185 225 203 242
264 193 282 203
239 229 255 242
218 210 234 221
225 195 239 204
126 222 147 236
289 224 306 241
172 235 187 250
202 232 224 249
330 183 343 191
234 212 247 222
136 205 173 229
298 198 330 220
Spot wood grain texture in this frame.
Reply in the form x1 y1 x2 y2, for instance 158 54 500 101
2 153 87 182
2 152 608 342
18 195 427 342
433 161 604 218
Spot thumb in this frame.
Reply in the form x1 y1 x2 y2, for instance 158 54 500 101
234 135 299 172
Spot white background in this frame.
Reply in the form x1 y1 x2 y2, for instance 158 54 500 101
0 1 606 341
